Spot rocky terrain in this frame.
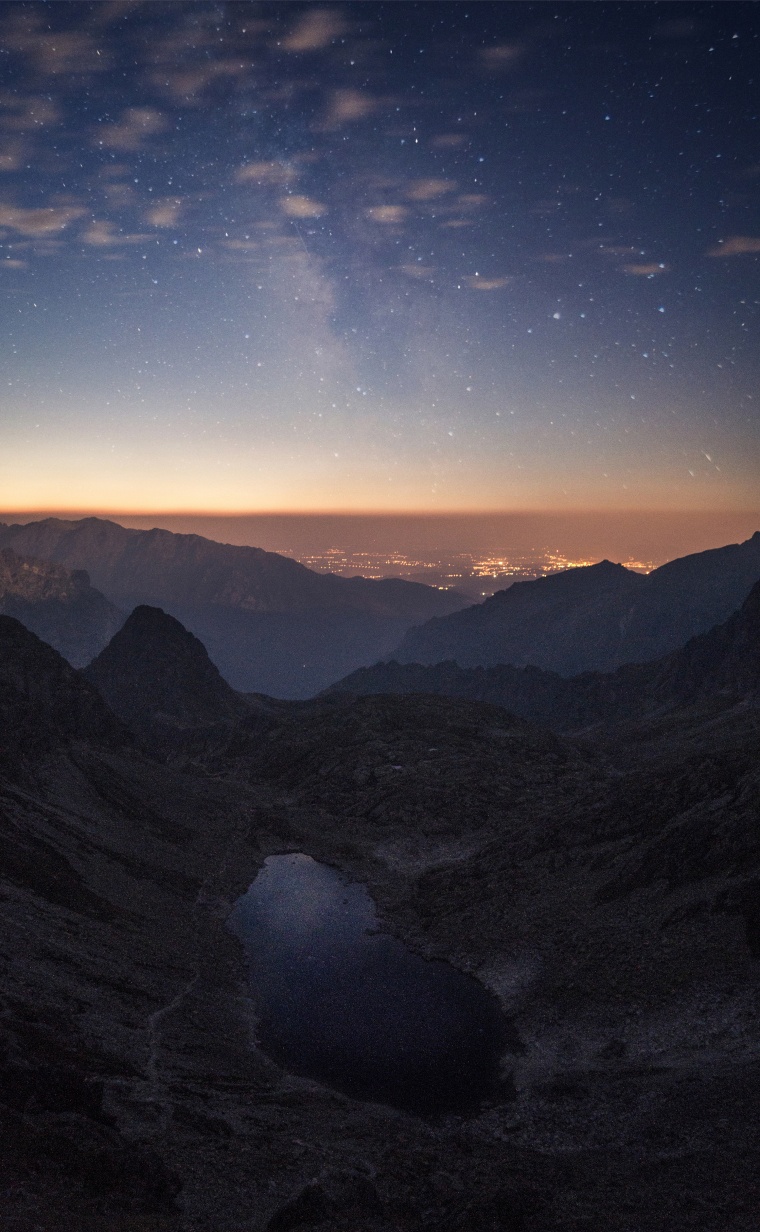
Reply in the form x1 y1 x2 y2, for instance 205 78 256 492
395 532 760 674
328 577 760 732
2 598 759 1230
0 547 123 667
0 517 466 697
83 605 252 755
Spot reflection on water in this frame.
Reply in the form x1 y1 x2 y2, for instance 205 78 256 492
227 853 514 1115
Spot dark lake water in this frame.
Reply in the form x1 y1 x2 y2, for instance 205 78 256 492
227 853 514 1115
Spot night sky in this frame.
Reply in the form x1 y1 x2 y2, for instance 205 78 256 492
1 1 759 515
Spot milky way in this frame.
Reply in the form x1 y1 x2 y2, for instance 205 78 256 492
1 1 758 512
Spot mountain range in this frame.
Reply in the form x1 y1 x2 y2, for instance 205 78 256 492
328 575 760 734
0 546 122 667
394 532 760 674
0 517 465 696
2 580 760 1229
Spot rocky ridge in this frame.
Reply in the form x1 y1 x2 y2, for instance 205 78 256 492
83 604 251 754
395 531 760 674
1 605 759 1230
0 517 467 696
0 546 123 667
327 576 760 731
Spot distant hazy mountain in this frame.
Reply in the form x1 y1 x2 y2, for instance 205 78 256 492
0 517 466 696
83 605 251 751
0 547 123 667
329 576 760 731
394 533 760 674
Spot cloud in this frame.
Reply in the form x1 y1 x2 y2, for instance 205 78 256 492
1 257 27 269
0 203 85 237
156 60 247 102
622 262 669 275
431 133 466 149
96 107 167 151
82 220 149 246
406 178 457 202
707 236 760 257
0 10 108 74
366 205 408 224
456 193 489 208
236 161 296 186
0 142 24 172
281 8 348 52
279 195 327 219
479 44 523 69
144 198 183 228
400 263 434 279
322 88 378 127
597 244 639 257
0 94 60 132
463 275 512 291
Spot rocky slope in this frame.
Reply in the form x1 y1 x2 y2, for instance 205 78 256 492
395 531 760 674
328 577 760 731
2 614 760 1230
83 605 251 754
0 517 466 696
0 547 123 667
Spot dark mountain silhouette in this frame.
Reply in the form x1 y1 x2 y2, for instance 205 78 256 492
0 613 129 778
0 517 466 696
395 532 760 675
83 604 251 750
0 547 123 667
3 588 760 1230
328 577 760 731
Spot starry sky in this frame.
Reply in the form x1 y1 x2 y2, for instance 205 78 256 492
1 0 759 515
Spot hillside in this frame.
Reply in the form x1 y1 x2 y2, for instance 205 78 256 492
2 607 760 1229
0 547 123 667
0 517 466 696
395 532 760 675
328 577 760 732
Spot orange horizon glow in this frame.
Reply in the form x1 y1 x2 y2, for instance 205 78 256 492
2 504 759 519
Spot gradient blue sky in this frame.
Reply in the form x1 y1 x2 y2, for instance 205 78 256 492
1 1 759 513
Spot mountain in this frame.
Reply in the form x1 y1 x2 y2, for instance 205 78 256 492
0 517 466 697
4 605 760 1229
82 604 251 751
394 532 760 675
327 577 760 732
0 546 123 667
0 613 129 779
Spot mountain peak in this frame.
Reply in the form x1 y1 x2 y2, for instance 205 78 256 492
83 605 249 744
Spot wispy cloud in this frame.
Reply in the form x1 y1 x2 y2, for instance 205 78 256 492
0 202 85 237
463 275 512 291
281 8 348 52
707 236 760 257
236 161 297 187
479 44 523 70
0 142 25 172
622 262 668 275
406 178 457 202
144 198 183 228
322 88 378 127
431 134 466 149
279 195 327 219
95 107 166 151
0 93 60 132
366 205 408 224
400 263 434 280
2 14 108 75
82 220 149 246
